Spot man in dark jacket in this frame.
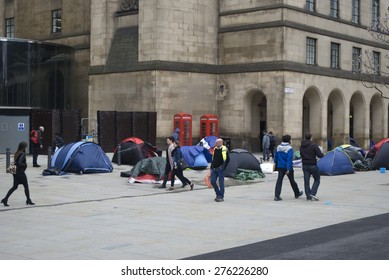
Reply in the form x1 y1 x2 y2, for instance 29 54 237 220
300 133 324 201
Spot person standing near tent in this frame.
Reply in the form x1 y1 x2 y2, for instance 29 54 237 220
169 141 194 191
172 128 180 142
210 138 230 202
273 134 303 201
30 126 44 167
1 141 35 207
53 132 65 152
159 136 175 189
268 131 276 159
300 132 324 201
262 130 270 161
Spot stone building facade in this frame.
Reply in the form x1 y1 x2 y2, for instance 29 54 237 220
2 0 389 150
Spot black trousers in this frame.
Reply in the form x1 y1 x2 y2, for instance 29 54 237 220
171 168 191 187
32 143 40 166
161 163 172 186
4 173 31 201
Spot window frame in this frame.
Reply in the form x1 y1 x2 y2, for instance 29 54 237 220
352 47 362 72
330 42 341 69
373 51 380 74
306 37 317 65
306 0 315 12
372 0 380 28
51 9 62 33
5 17 15 38
352 0 360 24
330 0 339 18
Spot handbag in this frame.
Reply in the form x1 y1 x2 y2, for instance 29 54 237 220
178 158 189 170
7 161 17 174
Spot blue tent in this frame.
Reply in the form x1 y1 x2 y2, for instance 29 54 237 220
317 148 354 176
51 142 113 174
180 146 212 170
198 136 218 150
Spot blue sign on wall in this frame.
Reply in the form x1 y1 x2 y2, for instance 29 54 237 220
18 123 25 131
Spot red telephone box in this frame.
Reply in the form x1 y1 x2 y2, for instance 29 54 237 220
173 112 192 146
200 114 218 139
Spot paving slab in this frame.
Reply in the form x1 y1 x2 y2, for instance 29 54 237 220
0 153 388 260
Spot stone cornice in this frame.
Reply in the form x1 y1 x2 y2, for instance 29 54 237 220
89 60 389 83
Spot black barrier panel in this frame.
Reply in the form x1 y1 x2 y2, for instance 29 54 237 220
97 111 116 153
30 109 81 155
97 111 157 153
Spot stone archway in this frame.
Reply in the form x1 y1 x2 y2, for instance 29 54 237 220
303 87 322 144
327 89 345 148
370 94 384 142
349 92 365 147
243 89 266 152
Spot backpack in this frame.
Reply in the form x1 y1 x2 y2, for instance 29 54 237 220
30 130 38 144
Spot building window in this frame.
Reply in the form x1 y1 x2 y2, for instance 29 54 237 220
52 9 62 33
372 0 380 29
330 0 339 18
352 0 360 24
6 17 14 38
331 43 340 69
306 0 315 12
352 47 361 72
306 37 317 65
373 51 380 74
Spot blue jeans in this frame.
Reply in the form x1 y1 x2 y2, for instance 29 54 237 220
274 168 300 198
211 167 225 198
302 164 321 197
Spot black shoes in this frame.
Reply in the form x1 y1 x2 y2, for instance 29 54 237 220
1 198 35 206
158 185 166 189
1 199 9 207
295 191 304 199
33 164 41 167
190 183 194 190
215 197 224 202
274 196 282 201
26 200 35 205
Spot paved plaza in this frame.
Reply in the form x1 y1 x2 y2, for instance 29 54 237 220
0 153 388 260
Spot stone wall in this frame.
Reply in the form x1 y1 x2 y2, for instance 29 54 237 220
139 0 218 64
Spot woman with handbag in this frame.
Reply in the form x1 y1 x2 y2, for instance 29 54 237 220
1 141 35 207
168 142 194 191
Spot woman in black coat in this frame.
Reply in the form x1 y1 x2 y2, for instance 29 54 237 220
1 141 35 206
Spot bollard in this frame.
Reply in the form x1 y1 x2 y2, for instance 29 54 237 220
6 147 11 170
117 144 121 166
47 146 52 169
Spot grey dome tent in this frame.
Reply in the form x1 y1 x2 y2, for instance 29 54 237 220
372 141 389 170
225 149 263 178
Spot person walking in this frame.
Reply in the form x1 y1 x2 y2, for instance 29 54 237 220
169 141 194 191
268 131 276 159
262 130 270 161
31 126 44 167
1 141 35 207
53 132 65 152
159 137 175 189
300 132 324 201
210 138 230 202
273 134 303 201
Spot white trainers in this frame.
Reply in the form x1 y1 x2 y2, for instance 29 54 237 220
310 194 319 201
